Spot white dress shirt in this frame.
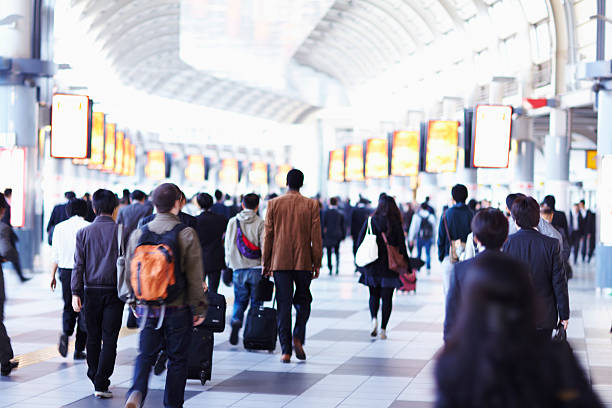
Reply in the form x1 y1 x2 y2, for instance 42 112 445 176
51 216 90 269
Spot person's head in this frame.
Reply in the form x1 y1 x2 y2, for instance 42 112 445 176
131 189 146 202
179 190 187 208
286 169 304 191
468 199 477 212
330 197 338 206
451 184 468 204
579 200 585 209
92 189 118 216
197 193 214 211
214 189 223 202
66 198 88 218
65 191 77 201
374 193 403 230
152 183 181 214
505 193 525 213
0 194 7 219
471 208 509 250
540 206 554 223
425 196 430 203
3 188 11 199
83 192 91 201
541 195 556 211
511 196 540 229
242 193 260 211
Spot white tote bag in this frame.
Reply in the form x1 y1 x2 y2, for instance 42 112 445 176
355 217 379 267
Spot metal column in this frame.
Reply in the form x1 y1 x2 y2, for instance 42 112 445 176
544 109 571 212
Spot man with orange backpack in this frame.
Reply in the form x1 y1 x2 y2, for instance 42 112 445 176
123 183 208 408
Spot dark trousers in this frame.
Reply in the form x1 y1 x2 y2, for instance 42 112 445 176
570 231 584 262
0 269 13 365
129 307 192 408
326 244 340 273
59 268 86 352
368 287 395 329
274 270 312 355
205 269 221 294
83 288 124 391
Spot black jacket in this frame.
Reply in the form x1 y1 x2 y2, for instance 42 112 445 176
552 210 570 241
502 229 569 329
437 203 473 262
350 206 371 239
356 215 408 279
47 202 69 245
117 202 153 240
322 208 345 247
194 211 228 273
139 211 197 230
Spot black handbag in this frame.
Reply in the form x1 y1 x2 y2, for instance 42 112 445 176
255 277 274 302
201 291 226 333
552 322 567 343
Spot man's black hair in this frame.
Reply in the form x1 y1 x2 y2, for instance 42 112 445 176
451 184 468 203
65 191 77 200
152 183 181 213
131 189 146 202
214 189 223 201
541 195 556 210
197 193 214 210
66 199 88 218
511 196 540 229
0 194 7 210
287 169 304 190
330 197 338 206
505 193 525 210
243 193 260 210
3 188 12 198
471 208 509 250
92 189 118 215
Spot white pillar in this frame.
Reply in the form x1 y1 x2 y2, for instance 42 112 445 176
544 109 570 212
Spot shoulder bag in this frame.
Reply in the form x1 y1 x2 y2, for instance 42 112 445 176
381 231 409 275
116 224 131 302
443 213 465 264
355 217 379 267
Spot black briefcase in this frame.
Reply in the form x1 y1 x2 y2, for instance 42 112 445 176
255 277 274 302
201 291 226 333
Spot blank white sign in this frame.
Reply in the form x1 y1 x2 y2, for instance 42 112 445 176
473 105 512 168
51 94 89 159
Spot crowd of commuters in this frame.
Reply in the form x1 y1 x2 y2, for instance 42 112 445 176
0 175 602 407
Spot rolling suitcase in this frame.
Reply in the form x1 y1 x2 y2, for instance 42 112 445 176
201 291 227 333
243 305 277 352
187 325 214 385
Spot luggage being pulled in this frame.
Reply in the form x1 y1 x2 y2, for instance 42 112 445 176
243 305 277 352
201 291 227 333
187 325 214 385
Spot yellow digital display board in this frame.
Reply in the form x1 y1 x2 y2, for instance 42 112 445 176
345 144 364 181
50 94 90 159
185 155 205 182
122 138 131 176
145 150 166 180
391 131 420 177
328 149 345 182
114 131 124 174
103 123 116 172
219 158 239 185
250 162 268 186
586 150 597 170
425 120 458 173
365 138 389 179
89 112 105 168
275 164 292 187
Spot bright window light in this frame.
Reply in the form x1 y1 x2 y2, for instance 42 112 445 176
518 0 549 24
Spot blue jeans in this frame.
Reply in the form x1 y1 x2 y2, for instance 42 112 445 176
231 268 263 327
417 238 432 269
129 306 192 408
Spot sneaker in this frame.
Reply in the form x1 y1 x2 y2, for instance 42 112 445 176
229 322 240 346
94 390 113 399
125 390 143 408
380 329 387 340
0 360 18 376
370 318 378 337
74 351 87 360
58 334 68 357
153 351 168 376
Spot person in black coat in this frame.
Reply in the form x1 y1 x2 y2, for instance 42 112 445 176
444 208 510 341
436 250 602 408
195 193 227 293
541 195 570 240
322 197 345 275
502 196 569 340
356 194 407 340
350 198 371 261
47 191 76 245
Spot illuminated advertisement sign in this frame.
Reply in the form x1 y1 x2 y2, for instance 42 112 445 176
250 162 268 186
145 150 166 180
114 131 124 174
0 148 26 227
275 164 292 187
586 150 597 170
186 155 205 182
425 120 459 173
103 123 116 172
365 138 389 179
129 144 136 176
50 94 90 159
391 130 420 177
121 138 131 176
345 144 364 181
472 105 513 168
219 158 239 185
89 112 105 168
328 149 345 182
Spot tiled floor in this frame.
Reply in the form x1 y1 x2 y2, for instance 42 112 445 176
1 240 611 407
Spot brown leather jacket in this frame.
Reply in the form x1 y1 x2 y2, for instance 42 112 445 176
263 190 322 272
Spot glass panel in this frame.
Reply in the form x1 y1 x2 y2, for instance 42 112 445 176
529 20 552 63
518 0 548 24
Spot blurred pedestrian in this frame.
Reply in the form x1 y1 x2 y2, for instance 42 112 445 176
322 197 345 275
195 193 227 293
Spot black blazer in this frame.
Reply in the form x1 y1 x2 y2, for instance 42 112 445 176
552 210 570 241
322 208 345 247
502 229 569 330
350 206 371 238
47 203 69 245
437 203 473 262
194 211 227 273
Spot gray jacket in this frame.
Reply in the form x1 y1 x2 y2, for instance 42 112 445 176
225 209 264 270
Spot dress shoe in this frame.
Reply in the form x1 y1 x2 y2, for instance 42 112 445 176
125 390 143 408
293 338 306 361
74 351 87 360
280 354 291 363
229 322 240 346
59 334 68 357
0 360 18 376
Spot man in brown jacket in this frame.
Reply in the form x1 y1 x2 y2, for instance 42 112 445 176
263 169 322 363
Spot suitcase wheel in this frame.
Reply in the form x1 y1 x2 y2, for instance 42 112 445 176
200 371 208 386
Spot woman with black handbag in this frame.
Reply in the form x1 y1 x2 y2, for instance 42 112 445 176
355 194 408 339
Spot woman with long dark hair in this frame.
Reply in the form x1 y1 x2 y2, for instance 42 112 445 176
436 251 602 407
356 193 407 339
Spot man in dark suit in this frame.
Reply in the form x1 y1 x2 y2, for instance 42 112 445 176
444 208 511 341
541 195 570 241
503 196 569 340
350 198 371 262
116 190 153 240
322 197 345 275
211 189 230 220
47 191 76 245
195 193 227 293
